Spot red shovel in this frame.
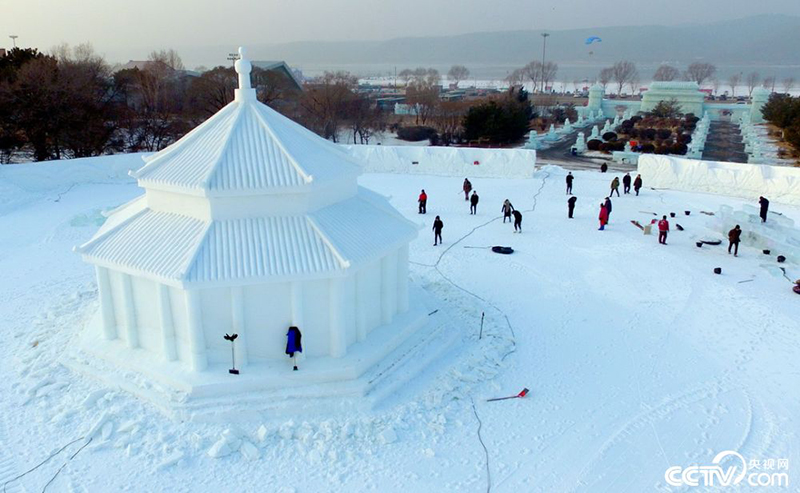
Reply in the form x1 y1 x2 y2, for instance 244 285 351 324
487 388 529 402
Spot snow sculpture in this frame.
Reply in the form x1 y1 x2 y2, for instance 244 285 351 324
573 132 586 154
602 120 612 134
546 124 559 141
750 87 770 124
75 47 420 377
590 125 600 140
525 130 540 150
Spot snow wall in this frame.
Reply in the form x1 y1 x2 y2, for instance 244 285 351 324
638 155 800 206
0 153 147 213
342 145 537 179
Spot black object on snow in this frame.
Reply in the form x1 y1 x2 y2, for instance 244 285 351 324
491 246 514 254
670 212 676 218
223 333 239 375
676 224 684 231
696 241 703 248
763 249 771 255
714 267 722 275
777 255 786 263
685 211 691 216
700 240 722 246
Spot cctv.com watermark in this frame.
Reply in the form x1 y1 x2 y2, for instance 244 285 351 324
665 450 790 488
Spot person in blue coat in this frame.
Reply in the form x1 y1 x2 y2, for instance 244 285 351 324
286 326 302 371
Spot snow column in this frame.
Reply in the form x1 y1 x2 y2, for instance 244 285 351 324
95 267 117 340
230 286 248 367
120 273 139 348
156 284 177 362
354 270 368 342
184 290 208 371
396 246 409 313
329 277 346 357
381 252 398 325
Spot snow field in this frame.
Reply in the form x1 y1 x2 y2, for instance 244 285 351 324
0 159 799 491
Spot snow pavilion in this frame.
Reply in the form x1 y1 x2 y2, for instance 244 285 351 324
74 48 422 390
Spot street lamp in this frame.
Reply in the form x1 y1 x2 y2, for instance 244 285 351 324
9 35 18 48
540 33 550 93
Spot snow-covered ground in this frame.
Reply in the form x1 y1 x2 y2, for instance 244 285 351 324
1 158 799 492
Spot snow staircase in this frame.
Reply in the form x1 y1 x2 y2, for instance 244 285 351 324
171 307 463 421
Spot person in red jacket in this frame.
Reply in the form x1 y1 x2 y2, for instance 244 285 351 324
418 189 427 214
598 202 608 230
658 215 670 245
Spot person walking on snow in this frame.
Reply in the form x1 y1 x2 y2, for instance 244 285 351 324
759 196 769 223
623 173 632 194
603 197 613 223
432 216 444 246
598 202 609 230
418 189 427 214
633 174 643 196
566 172 574 195
568 196 577 218
610 177 620 197
658 215 670 245
728 225 742 256
512 210 523 233
501 199 514 222
463 178 472 201
470 191 479 215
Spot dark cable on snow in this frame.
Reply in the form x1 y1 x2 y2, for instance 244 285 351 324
41 437 92 493
471 397 491 493
2 436 85 493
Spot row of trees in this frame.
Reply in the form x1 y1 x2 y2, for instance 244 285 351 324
762 94 800 154
505 61 559 93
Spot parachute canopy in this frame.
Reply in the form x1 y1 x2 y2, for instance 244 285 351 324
585 36 602 45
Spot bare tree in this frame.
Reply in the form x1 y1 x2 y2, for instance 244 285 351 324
405 83 440 125
727 73 742 97
431 100 469 145
653 64 680 81
447 65 470 88
762 76 776 93
783 77 796 94
598 67 613 91
746 71 760 97
522 61 542 92
506 68 525 88
684 62 716 86
149 49 184 71
346 96 384 144
298 71 357 142
187 66 236 116
611 61 637 95
541 62 558 93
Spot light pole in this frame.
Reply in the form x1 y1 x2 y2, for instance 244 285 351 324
540 33 549 93
9 35 18 48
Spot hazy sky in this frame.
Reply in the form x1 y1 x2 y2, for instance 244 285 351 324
3 0 800 67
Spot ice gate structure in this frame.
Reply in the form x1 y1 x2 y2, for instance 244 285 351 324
73 48 425 405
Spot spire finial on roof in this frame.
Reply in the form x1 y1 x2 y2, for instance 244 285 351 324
234 46 256 101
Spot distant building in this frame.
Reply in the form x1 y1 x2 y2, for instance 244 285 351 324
252 61 303 92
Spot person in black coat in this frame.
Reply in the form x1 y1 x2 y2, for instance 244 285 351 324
566 172 574 195
432 216 444 245
568 196 577 218
759 196 769 223
470 191 479 215
512 210 523 232
633 174 643 196
603 197 612 223
622 173 632 194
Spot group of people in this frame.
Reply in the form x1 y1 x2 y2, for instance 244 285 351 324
427 178 525 246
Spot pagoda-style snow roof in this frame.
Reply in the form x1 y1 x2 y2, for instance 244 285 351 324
77 188 417 287
131 51 360 197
